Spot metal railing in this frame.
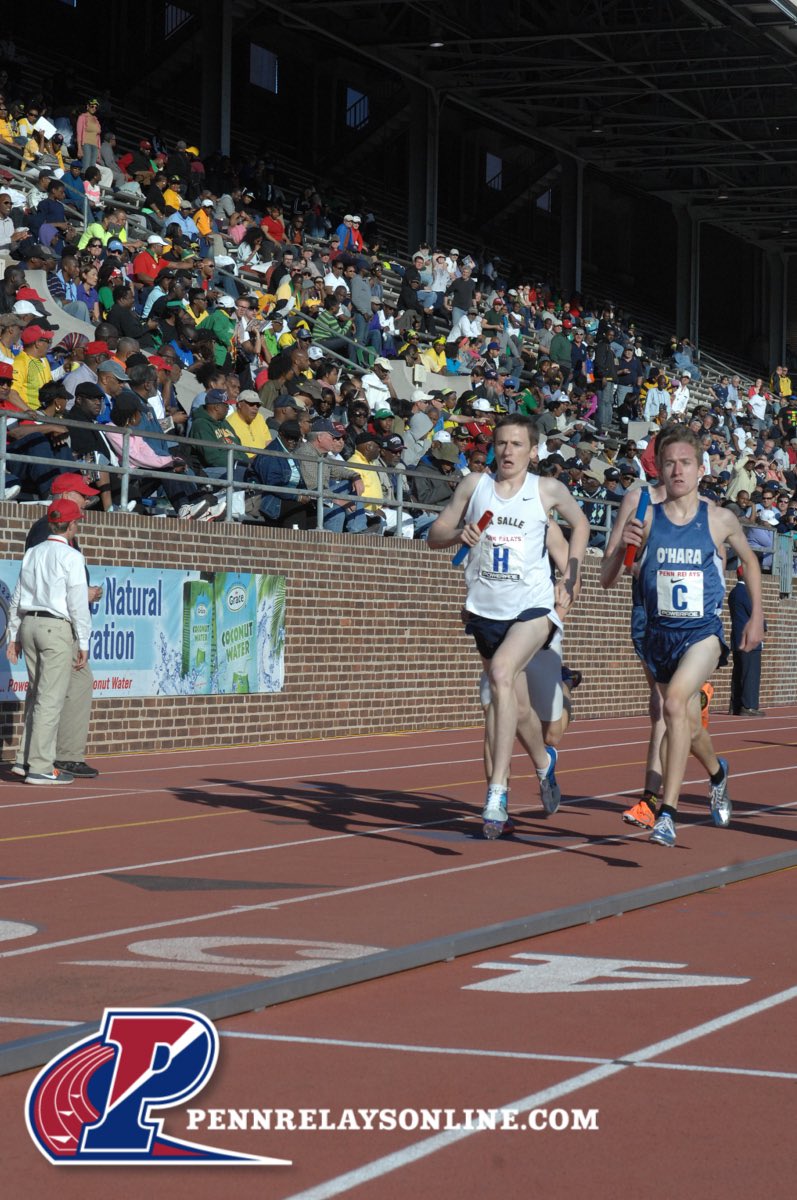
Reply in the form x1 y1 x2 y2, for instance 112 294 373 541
0 412 457 530
3 414 794 577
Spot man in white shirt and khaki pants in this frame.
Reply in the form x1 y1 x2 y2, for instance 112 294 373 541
7 500 94 785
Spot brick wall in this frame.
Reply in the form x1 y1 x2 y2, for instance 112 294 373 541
1 503 795 756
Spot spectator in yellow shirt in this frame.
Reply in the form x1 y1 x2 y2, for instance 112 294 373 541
421 335 448 373
12 325 54 409
347 431 384 521
226 390 271 456
162 177 183 212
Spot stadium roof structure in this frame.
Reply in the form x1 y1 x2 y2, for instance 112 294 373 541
260 0 797 250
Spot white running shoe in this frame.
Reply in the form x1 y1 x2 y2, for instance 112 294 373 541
178 497 212 520
482 788 509 840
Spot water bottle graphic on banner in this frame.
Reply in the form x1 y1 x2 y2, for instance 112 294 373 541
214 572 257 693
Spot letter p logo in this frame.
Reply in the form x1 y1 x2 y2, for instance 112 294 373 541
26 1007 290 1165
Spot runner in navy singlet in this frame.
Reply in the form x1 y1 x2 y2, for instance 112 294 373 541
602 427 764 847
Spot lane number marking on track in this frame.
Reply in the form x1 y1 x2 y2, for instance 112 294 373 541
463 952 750 993
68 936 385 977
0 920 37 943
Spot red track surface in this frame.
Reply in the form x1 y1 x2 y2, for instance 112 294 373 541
0 706 795 1196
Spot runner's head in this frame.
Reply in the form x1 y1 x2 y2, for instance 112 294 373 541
655 426 704 495
493 413 539 470
654 425 703 469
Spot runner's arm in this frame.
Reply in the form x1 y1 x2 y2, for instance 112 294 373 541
540 478 590 609
601 488 650 588
427 472 481 551
712 508 765 650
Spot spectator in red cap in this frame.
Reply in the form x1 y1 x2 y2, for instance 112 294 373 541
64 340 109 400
12 325 53 409
7 498 97 785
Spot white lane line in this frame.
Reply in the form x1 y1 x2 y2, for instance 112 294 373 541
2 761 795 897
2 771 796 961
279 983 797 1200
2 717 793 816
219 1030 797 1082
0 1016 81 1027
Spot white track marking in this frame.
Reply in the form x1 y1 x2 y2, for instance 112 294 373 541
1 773 796 961
1 716 794 815
0 1016 81 1027
279 984 797 1200
218 1030 797 1082
2 763 796 896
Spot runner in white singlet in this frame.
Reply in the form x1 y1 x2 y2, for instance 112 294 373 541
429 414 590 838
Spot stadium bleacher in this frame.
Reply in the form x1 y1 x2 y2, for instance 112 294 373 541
1 38 795 570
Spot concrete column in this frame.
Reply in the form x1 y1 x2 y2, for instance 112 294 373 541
200 0 232 156
407 91 439 253
767 250 786 370
558 157 582 295
675 206 692 338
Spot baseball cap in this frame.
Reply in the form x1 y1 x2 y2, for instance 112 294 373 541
411 389 434 403
372 406 393 419
431 443 458 463
16 287 45 302
74 383 105 402
307 346 324 360
201 198 213 206
20 325 53 345
432 429 452 443
216 295 236 309
604 467 621 481
84 340 109 357
47 499 83 524
354 431 377 446
12 301 40 316
310 418 339 435
107 239 125 252
374 357 392 371
274 394 299 410
97 359 129 381
147 235 167 245
0 362 13 380
472 399 494 413
51 472 99 497
237 389 260 406
204 388 229 406
381 434 405 453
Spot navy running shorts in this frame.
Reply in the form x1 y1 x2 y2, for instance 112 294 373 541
465 607 554 660
642 621 729 685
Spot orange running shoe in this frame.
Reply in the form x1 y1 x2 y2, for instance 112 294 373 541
622 795 657 829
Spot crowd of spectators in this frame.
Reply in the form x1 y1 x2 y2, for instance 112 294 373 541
1 70 796 567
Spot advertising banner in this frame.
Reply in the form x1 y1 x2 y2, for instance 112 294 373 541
0 565 286 699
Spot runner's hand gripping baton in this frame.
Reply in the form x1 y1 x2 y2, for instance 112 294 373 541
623 489 650 569
452 509 493 567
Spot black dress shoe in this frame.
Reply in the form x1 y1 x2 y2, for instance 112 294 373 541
53 760 100 777
739 707 766 718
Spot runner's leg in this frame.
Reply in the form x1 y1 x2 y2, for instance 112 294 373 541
660 637 721 811
487 615 552 788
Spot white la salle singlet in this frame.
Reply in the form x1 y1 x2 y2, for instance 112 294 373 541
463 471 555 619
